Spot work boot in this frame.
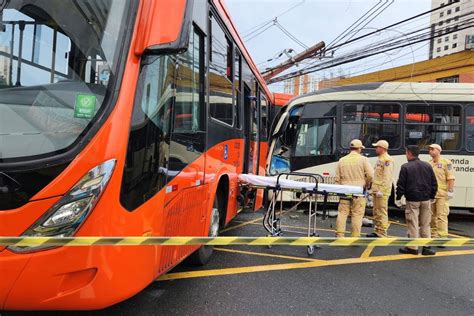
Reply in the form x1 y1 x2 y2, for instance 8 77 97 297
422 247 436 256
399 247 418 255
366 233 380 238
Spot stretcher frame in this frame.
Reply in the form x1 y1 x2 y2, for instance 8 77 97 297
239 172 364 256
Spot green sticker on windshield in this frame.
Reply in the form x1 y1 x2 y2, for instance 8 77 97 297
74 94 97 119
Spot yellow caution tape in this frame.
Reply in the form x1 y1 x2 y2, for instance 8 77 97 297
0 236 473 247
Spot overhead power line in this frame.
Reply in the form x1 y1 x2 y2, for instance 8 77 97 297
332 0 394 51
268 12 474 84
324 0 461 54
274 21 309 49
242 0 305 39
326 0 392 50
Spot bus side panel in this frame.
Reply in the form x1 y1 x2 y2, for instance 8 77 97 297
204 137 244 226
158 183 210 274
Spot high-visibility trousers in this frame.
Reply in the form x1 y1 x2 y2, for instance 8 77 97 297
336 197 366 238
431 197 450 238
373 195 389 237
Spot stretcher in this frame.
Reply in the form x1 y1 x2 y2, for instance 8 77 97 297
238 172 364 255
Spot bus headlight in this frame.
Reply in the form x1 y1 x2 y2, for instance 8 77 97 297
9 159 116 253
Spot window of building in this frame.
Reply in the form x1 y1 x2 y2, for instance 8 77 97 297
466 106 474 152
445 36 449 41
453 33 458 39
437 47 441 52
437 38 442 44
446 18 451 23
447 9 452 14
439 21 443 26
440 12 444 17
446 27 451 32
405 104 462 150
209 14 233 126
452 43 457 48
444 45 449 50
295 118 334 157
437 75 459 83
454 16 459 21
455 6 460 12
341 103 401 149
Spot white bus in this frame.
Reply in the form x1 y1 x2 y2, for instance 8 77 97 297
267 82 474 209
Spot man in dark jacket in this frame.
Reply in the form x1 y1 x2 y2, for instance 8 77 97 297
396 145 438 256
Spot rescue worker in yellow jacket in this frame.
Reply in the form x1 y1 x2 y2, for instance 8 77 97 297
428 144 455 239
335 139 374 238
367 140 394 238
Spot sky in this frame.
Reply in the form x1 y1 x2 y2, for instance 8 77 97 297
226 0 432 92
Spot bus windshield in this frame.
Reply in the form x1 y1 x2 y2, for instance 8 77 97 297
0 0 129 161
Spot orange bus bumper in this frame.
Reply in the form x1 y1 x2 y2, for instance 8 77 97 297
0 245 156 310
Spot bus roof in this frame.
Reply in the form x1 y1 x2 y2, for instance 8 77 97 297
286 82 474 110
273 93 295 107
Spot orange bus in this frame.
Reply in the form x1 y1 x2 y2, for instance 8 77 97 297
0 0 274 310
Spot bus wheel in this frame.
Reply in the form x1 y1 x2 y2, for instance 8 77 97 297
189 196 220 266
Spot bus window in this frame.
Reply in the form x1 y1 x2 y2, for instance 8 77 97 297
174 28 205 134
209 14 233 126
295 118 333 157
405 104 462 150
467 106 474 152
341 103 401 148
234 49 242 129
260 91 268 141
169 27 206 179
120 55 175 211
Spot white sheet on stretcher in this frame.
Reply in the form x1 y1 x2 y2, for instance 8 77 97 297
238 174 364 195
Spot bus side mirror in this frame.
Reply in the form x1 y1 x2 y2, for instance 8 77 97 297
134 0 188 56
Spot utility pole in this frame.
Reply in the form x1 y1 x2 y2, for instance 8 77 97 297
261 41 325 82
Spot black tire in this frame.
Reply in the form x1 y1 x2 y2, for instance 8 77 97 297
188 193 220 266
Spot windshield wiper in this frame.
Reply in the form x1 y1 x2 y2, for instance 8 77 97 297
0 172 21 193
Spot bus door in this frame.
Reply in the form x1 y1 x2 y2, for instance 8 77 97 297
243 84 259 174
241 83 260 209
161 26 208 267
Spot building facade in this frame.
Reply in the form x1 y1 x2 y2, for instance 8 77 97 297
318 50 474 88
429 0 474 59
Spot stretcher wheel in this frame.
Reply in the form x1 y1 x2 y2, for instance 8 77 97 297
307 245 315 256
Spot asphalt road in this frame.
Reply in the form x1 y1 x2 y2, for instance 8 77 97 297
3 208 474 315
